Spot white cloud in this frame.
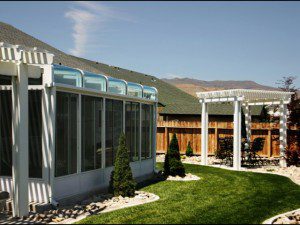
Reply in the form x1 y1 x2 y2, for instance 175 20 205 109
65 1 133 57
164 73 185 79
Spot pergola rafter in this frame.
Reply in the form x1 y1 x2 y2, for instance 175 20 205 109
196 89 293 171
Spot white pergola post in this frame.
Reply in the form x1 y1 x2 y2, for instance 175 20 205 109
12 63 29 217
279 101 288 167
233 98 242 170
201 100 208 166
244 103 252 146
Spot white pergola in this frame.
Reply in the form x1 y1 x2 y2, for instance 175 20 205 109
196 89 293 171
0 42 53 217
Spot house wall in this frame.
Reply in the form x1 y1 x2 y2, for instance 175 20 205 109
53 159 154 201
157 114 300 157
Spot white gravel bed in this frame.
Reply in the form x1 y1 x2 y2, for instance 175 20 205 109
156 154 221 165
247 166 300 186
263 209 300 224
166 173 200 181
5 191 159 224
54 191 159 224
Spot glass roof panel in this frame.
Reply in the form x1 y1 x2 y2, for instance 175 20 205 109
83 71 107 92
108 77 126 95
53 64 82 87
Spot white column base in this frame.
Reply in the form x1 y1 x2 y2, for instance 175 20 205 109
279 157 287 168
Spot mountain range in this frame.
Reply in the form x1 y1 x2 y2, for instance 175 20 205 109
162 78 279 97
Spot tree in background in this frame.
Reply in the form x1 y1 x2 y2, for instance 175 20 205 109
277 76 300 166
109 133 136 197
186 141 194 157
164 133 186 177
276 76 299 126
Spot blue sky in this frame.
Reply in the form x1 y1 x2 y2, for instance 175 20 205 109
0 1 299 88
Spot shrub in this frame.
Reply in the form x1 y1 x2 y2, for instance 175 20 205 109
286 149 300 166
109 133 136 197
186 141 194 157
164 133 185 177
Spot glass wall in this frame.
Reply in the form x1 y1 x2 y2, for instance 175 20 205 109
82 71 107 92
55 92 78 177
105 99 123 167
108 78 126 95
125 102 140 162
141 104 154 160
0 90 12 176
0 89 43 178
54 65 82 87
81 95 102 172
28 90 42 178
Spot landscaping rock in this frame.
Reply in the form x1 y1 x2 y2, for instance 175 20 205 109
268 210 300 224
0 191 159 224
166 173 200 181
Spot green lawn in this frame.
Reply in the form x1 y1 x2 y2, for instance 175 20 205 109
78 163 300 224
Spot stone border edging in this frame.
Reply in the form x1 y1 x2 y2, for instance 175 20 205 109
52 193 160 224
262 208 300 224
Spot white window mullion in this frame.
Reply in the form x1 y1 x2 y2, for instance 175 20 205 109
101 98 106 169
139 103 142 162
77 94 82 173
93 100 96 170
123 100 126 133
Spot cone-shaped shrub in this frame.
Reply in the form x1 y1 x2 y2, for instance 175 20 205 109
109 133 136 197
164 133 185 177
186 141 193 156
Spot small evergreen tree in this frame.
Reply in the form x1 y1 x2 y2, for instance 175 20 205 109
186 141 194 157
109 133 136 197
164 133 185 177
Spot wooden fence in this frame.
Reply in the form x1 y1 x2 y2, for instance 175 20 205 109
156 120 300 157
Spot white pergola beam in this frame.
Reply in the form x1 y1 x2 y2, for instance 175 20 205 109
12 63 29 217
197 89 293 103
201 101 208 165
246 100 290 106
200 96 244 103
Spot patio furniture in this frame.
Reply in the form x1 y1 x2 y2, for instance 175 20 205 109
216 137 233 166
242 138 266 167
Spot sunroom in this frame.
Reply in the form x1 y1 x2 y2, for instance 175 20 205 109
0 43 158 217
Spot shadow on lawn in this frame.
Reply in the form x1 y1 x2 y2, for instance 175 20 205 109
136 172 166 190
